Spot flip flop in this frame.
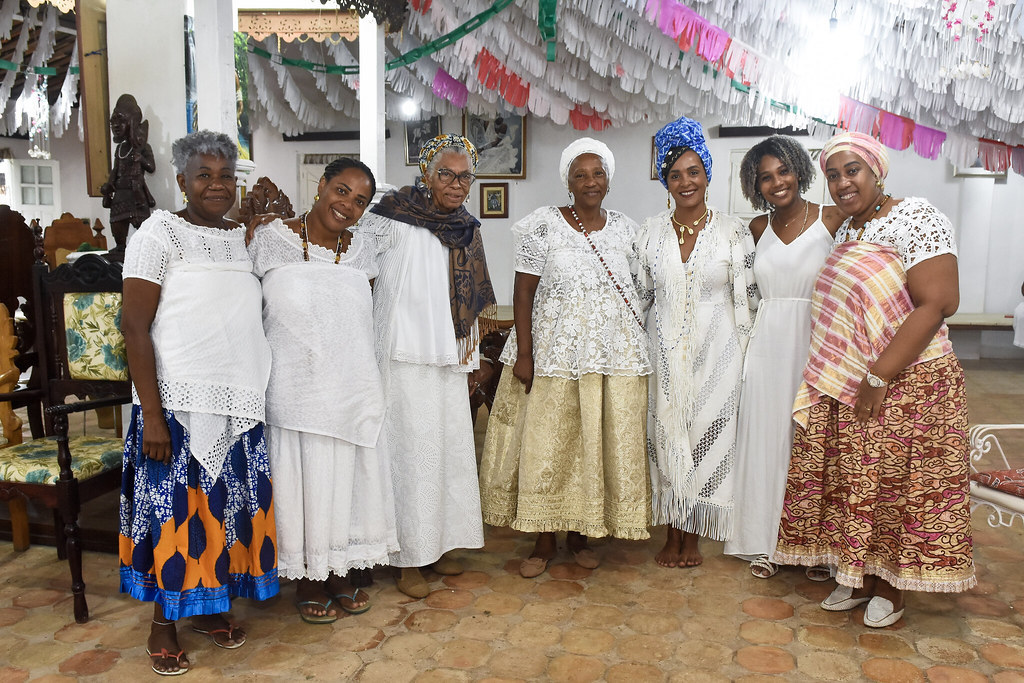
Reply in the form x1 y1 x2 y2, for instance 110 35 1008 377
295 599 338 624
571 547 600 569
805 564 832 582
147 648 189 676
519 556 549 578
191 622 247 648
333 589 371 615
750 555 779 579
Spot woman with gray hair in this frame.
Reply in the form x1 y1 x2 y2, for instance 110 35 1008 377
362 134 496 599
119 130 276 675
724 135 842 580
479 138 651 579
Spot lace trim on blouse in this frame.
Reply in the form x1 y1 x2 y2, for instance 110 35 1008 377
835 196 957 270
498 206 651 379
249 218 378 279
123 209 251 284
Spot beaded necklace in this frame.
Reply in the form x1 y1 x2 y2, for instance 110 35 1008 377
299 211 344 264
851 194 891 241
651 211 712 354
567 206 645 330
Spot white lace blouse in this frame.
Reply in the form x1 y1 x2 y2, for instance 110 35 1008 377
122 209 271 477
499 206 651 379
835 196 958 269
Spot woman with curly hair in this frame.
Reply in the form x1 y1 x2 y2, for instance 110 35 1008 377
724 136 843 580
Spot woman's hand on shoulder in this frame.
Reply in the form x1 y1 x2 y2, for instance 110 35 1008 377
748 214 770 244
244 213 282 245
821 205 846 237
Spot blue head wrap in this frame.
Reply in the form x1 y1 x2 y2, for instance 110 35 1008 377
654 116 712 188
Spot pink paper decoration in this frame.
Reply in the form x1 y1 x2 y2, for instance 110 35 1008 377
1011 146 1024 175
569 105 611 131
838 96 880 135
978 138 1009 172
432 68 468 108
912 124 947 160
877 111 914 151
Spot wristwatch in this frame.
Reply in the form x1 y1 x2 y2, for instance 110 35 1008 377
865 371 888 388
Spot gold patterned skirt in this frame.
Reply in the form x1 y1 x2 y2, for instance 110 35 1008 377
774 353 975 592
479 369 651 539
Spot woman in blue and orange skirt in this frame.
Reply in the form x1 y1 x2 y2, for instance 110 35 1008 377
119 130 277 676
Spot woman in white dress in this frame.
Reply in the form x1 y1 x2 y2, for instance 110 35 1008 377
635 116 758 568
723 136 842 579
248 158 399 622
479 138 652 578
363 135 496 599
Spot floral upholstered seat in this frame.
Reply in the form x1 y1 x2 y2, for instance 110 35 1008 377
63 292 127 382
0 435 123 484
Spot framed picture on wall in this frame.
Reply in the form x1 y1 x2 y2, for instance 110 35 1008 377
463 110 526 178
952 160 1007 179
479 182 508 219
405 116 441 166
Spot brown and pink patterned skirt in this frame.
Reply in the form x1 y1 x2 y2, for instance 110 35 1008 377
774 353 976 592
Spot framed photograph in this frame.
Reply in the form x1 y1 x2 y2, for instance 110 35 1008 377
953 160 1007 179
479 182 508 219
463 110 526 178
404 116 441 166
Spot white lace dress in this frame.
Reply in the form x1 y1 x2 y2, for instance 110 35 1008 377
249 220 399 580
634 209 758 541
479 207 652 540
724 210 834 561
363 212 484 568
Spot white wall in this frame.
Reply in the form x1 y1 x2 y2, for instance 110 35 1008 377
37 84 1024 354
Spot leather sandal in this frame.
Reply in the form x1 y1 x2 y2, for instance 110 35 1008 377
147 648 190 676
750 555 779 579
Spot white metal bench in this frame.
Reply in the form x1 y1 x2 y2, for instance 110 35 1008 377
968 424 1024 529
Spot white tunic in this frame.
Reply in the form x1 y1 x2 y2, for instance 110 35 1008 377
364 211 484 567
724 212 834 561
249 219 398 579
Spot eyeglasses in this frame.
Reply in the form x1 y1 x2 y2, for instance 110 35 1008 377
436 168 477 187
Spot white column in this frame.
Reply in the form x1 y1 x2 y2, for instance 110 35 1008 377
358 14 386 188
955 178 995 313
106 0 189 211
192 0 239 142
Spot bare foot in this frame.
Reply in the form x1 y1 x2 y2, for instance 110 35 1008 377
656 527 683 567
326 573 369 612
148 617 190 675
679 531 703 567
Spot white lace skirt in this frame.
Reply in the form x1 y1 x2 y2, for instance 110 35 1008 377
269 426 399 580
381 360 484 567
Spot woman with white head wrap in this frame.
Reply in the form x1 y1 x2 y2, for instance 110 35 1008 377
633 116 758 570
479 138 652 578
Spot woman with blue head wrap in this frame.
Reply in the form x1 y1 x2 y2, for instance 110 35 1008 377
634 116 759 569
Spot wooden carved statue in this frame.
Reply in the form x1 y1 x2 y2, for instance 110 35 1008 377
100 93 155 259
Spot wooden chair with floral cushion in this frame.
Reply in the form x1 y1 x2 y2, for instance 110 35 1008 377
0 241 129 623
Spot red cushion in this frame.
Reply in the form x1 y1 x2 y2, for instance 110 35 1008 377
971 468 1024 498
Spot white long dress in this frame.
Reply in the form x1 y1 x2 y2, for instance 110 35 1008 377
635 209 757 541
249 220 399 580
363 212 485 568
724 211 833 560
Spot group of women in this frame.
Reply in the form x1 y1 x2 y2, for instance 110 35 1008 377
116 116 975 676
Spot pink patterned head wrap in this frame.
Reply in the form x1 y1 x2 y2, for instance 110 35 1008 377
820 131 890 180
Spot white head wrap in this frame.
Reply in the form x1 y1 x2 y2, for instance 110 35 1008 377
559 137 615 189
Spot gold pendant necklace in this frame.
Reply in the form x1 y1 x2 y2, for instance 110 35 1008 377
670 207 709 243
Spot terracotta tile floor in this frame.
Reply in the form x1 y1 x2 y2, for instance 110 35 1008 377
2 359 1024 681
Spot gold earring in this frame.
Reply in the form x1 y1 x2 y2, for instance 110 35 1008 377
314 193 320 201
666 192 671 209
181 191 187 204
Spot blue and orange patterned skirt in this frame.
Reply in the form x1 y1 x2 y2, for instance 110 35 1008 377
119 406 279 620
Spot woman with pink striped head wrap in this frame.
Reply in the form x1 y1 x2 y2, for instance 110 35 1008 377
776 129 973 629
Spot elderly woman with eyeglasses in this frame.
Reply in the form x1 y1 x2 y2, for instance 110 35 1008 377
362 134 496 599
479 138 651 578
